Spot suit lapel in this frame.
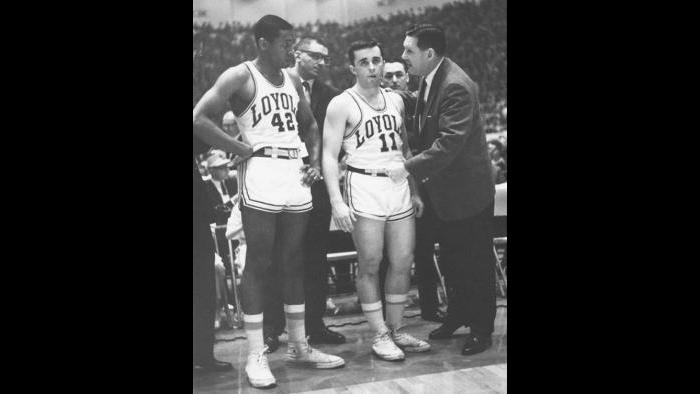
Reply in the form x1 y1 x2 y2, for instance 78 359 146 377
419 58 449 134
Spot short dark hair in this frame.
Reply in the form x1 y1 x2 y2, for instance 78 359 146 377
384 58 408 72
347 40 384 65
253 15 293 47
405 24 446 56
294 36 326 51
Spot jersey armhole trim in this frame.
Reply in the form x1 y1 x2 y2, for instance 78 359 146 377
343 90 363 140
234 62 257 118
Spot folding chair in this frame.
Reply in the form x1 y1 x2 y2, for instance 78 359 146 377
493 182 507 297
210 224 243 328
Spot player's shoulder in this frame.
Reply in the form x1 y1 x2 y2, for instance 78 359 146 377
217 62 252 85
383 90 405 110
328 89 354 107
284 67 302 88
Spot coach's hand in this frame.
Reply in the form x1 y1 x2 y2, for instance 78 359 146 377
386 162 409 183
331 200 356 233
411 195 424 218
300 164 323 187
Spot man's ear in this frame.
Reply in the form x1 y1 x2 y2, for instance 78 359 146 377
427 48 434 59
349 64 356 76
257 37 269 51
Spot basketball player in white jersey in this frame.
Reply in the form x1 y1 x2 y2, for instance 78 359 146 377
193 15 344 389
322 40 431 361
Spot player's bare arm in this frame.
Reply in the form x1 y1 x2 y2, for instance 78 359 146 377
290 74 322 186
322 94 356 232
193 65 254 158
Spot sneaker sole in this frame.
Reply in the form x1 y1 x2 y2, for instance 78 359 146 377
285 359 346 369
397 345 431 353
246 376 276 389
371 349 405 361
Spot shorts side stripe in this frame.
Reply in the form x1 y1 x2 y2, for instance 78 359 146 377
387 206 414 222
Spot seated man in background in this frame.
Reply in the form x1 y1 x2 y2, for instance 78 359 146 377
203 151 240 324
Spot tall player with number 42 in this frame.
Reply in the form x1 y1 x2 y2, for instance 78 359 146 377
322 40 431 362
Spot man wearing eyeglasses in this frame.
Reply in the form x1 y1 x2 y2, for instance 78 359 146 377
262 37 346 353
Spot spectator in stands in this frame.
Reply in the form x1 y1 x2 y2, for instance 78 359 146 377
487 139 507 184
221 111 241 161
194 0 506 131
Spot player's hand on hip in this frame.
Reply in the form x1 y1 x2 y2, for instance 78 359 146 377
411 195 424 218
331 201 356 233
300 164 323 187
386 162 409 183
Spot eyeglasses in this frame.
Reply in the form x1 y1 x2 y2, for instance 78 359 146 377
298 49 331 63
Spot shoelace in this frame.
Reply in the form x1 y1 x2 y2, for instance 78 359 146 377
393 331 418 343
256 346 270 366
375 331 393 345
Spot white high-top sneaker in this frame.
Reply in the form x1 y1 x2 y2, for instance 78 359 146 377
245 346 276 388
371 330 405 361
391 328 431 353
285 341 345 369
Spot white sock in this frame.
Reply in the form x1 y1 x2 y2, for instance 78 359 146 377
361 301 388 334
243 313 264 355
284 304 306 346
385 293 408 331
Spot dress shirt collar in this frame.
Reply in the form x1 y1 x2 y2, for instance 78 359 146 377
423 57 445 100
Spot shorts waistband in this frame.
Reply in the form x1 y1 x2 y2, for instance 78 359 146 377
252 147 300 160
346 165 389 177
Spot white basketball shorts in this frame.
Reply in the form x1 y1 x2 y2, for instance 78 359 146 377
343 170 414 222
238 156 312 213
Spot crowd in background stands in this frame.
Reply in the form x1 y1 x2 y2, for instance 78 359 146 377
193 0 506 134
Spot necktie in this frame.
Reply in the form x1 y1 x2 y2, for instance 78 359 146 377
416 79 427 133
221 181 228 196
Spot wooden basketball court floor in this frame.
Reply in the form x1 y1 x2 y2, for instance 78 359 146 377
193 299 506 393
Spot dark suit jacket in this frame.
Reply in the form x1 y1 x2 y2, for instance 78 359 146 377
405 58 495 221
204 178 238 225
307 80 341 138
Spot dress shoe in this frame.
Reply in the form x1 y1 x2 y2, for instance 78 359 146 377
461 333 492 356
421 310 446 323
308 326 346 345
193 358 233 372
429 322 463 339
264 335 280 353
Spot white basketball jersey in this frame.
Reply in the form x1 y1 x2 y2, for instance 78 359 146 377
342 89 405 169
235 61 302 152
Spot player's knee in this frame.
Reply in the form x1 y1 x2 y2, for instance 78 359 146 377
357 256 382 278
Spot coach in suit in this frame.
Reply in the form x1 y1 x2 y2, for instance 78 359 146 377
263 37 346 352
388 24 496 355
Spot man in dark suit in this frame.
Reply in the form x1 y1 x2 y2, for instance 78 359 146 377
263 37 346 352
388 24 496 356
